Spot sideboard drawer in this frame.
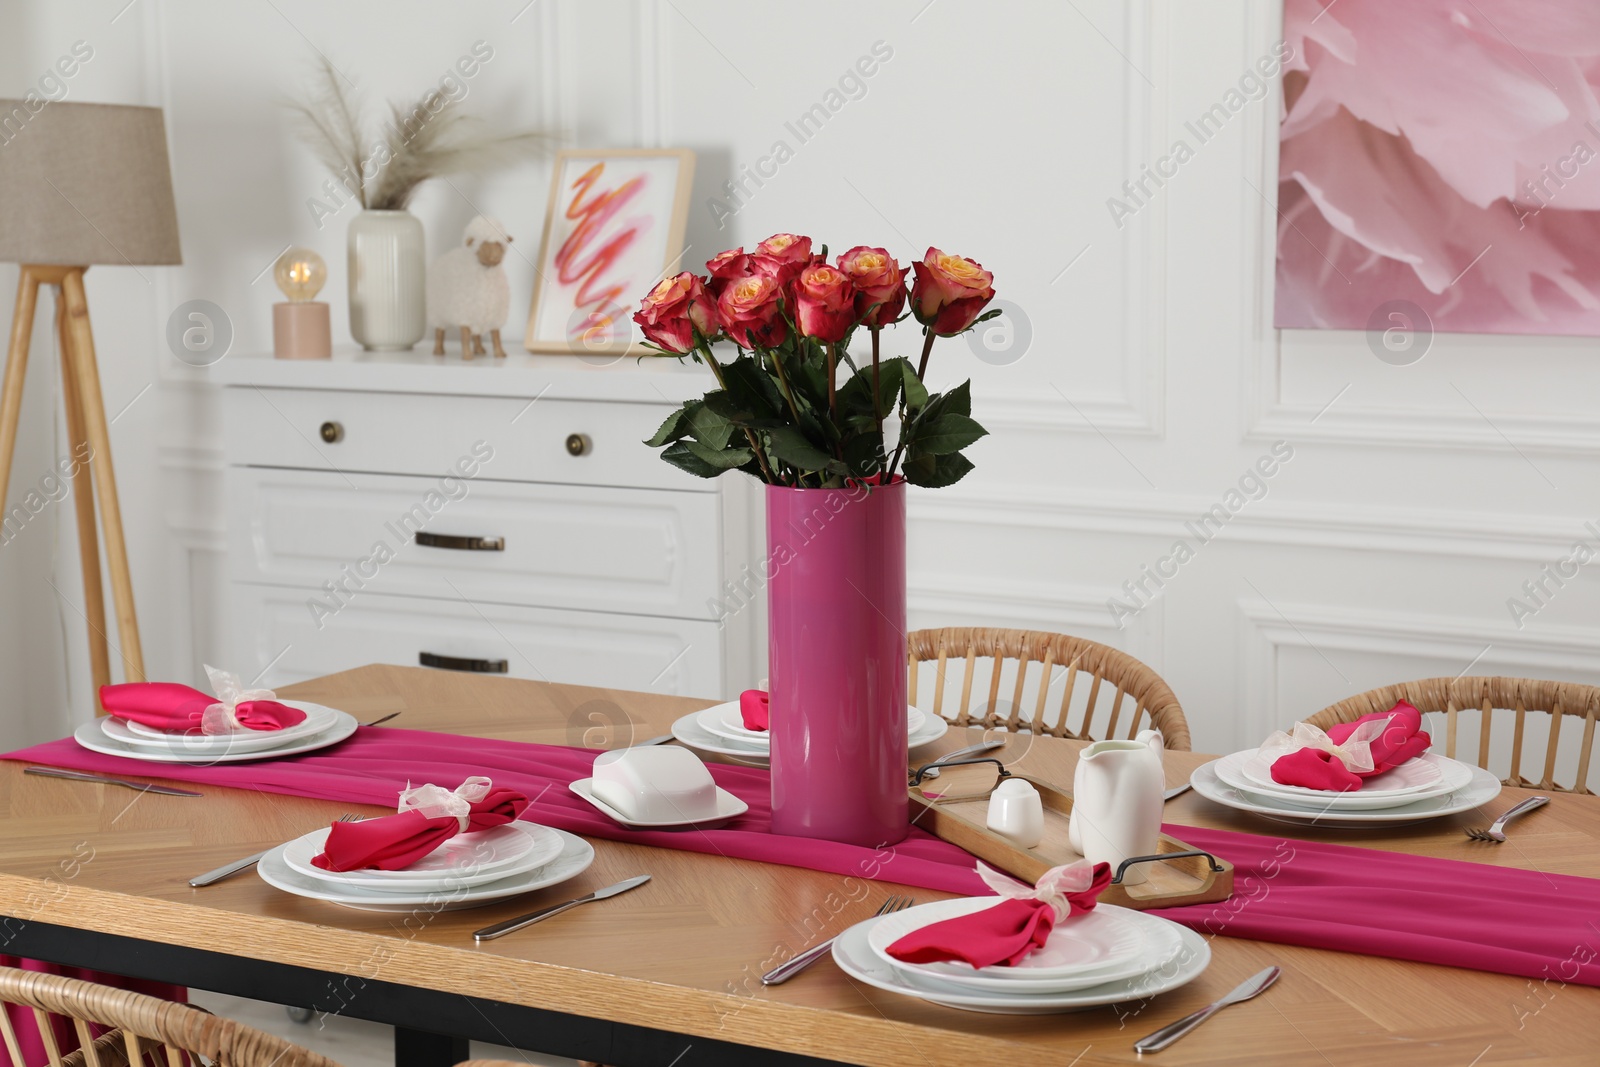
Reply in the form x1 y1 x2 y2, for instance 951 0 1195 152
221 387 709 493
230 585 722 698
228 467 722 620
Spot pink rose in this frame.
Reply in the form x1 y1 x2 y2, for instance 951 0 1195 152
837 245 906 328
754 233 814 285
910 248 996 334
633 272 716 353
794 263 857 343
717 272 788 348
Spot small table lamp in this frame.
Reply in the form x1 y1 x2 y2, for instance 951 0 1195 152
272 247 331 359
0 100 183 701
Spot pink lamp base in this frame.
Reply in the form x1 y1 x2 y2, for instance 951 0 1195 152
273 302 331 360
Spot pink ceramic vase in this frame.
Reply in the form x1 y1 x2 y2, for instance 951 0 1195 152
766 478 908 847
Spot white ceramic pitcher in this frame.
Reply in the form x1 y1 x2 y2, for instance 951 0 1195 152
1067 729 1164 885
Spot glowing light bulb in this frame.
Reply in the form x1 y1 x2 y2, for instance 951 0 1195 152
274 248 327 303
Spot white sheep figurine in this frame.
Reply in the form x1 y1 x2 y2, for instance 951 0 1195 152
428 215 513 359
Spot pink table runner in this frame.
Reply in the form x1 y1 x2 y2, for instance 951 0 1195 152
5 728 990 895
6 727 1599 990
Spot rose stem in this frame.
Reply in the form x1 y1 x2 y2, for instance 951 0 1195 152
913 327 937 381
766 347 808 486
826 342 844 464
699 343 778 484
888 328 939 479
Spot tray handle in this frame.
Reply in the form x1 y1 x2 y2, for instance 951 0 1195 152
1111 849 1225 886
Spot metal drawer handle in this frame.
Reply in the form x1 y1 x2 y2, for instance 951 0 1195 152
320 421 343 443
565 433 590 456
415 531 505 552
419 652 509 674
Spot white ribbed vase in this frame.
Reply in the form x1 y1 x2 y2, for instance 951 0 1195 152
347 209 425 350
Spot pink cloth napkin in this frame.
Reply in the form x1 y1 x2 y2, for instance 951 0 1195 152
99 682 306 733
739 689 769 731
886 862 1112 969
1271 701 1431 792
312 784 529 871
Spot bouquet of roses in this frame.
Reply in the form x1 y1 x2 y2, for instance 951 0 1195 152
633 233 997 489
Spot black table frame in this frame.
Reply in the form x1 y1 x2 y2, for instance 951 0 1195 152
2 917 842 1067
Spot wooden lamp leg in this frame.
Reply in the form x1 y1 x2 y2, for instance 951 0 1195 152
58 268 145 683
0 268 40 517
54 290 112 708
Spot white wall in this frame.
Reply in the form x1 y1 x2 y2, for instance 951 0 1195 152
3 0 1598 756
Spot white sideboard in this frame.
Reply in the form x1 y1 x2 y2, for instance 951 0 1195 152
213 350 760 701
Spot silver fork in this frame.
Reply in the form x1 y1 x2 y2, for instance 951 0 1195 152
189 813 362 887
1465 795 1549 843
761 895 915 985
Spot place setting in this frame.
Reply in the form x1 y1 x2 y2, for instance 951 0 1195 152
72 666 360 764
670 685 949 765
1189 701 1505 828
251 777 598 913
828 860 1211 1015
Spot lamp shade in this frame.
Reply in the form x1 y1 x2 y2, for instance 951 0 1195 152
0 100 181 266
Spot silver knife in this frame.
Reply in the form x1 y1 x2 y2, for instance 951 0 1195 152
473 875 651 942
25 767 203 798
629 734 674 747
189 850 271 888
1134 966 1281 1053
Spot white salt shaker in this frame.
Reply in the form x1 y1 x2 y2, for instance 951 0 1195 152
986 778 1044 848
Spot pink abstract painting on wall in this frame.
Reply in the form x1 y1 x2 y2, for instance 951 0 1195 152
525 149 695 355
1275 0 1600 336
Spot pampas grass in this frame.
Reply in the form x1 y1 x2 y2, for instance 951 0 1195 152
287 56 549 211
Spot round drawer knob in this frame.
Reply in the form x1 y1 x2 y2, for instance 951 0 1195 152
565 433 590 457
320 421 344 444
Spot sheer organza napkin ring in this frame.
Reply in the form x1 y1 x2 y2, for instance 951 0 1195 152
197 664 279 735
1256 716 1393 775
397 776 494 832
977 859 1101 923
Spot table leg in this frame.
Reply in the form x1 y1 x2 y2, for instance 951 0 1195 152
394 1027 469 1067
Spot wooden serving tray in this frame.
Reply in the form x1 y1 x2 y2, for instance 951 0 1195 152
909 773 1234 910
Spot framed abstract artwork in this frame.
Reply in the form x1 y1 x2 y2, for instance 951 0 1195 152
1275 0 1600 337
524 148 696 355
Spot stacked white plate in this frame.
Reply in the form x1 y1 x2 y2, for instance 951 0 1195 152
75 702 359 763
257 820 594 912
831 898 1209 1014
670 700 948 764
1192 747 1502 828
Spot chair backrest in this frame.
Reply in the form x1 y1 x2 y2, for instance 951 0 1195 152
1304 676 1600 795
0 967 341 1067
907 627 1190 750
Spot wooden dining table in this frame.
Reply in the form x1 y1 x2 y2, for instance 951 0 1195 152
0 664 1596 1067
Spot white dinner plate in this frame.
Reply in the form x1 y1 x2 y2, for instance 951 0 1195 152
701 700 927 744
867 898 1180 993
73 712 358 764
1192 759 1503 827
256 828 594 911
280 820 566 890
1240 743 1442 794
568 778 749 828
121 701 338 747
670 707 949 764
103 702 341 754
1216 749 1475 810
833 911 1209 1014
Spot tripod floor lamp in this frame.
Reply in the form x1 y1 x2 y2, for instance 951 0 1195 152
0 101 182 706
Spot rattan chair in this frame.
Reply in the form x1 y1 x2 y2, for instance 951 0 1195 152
907 627 1190 750
1304 676 1600 795
0 966 341 1067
